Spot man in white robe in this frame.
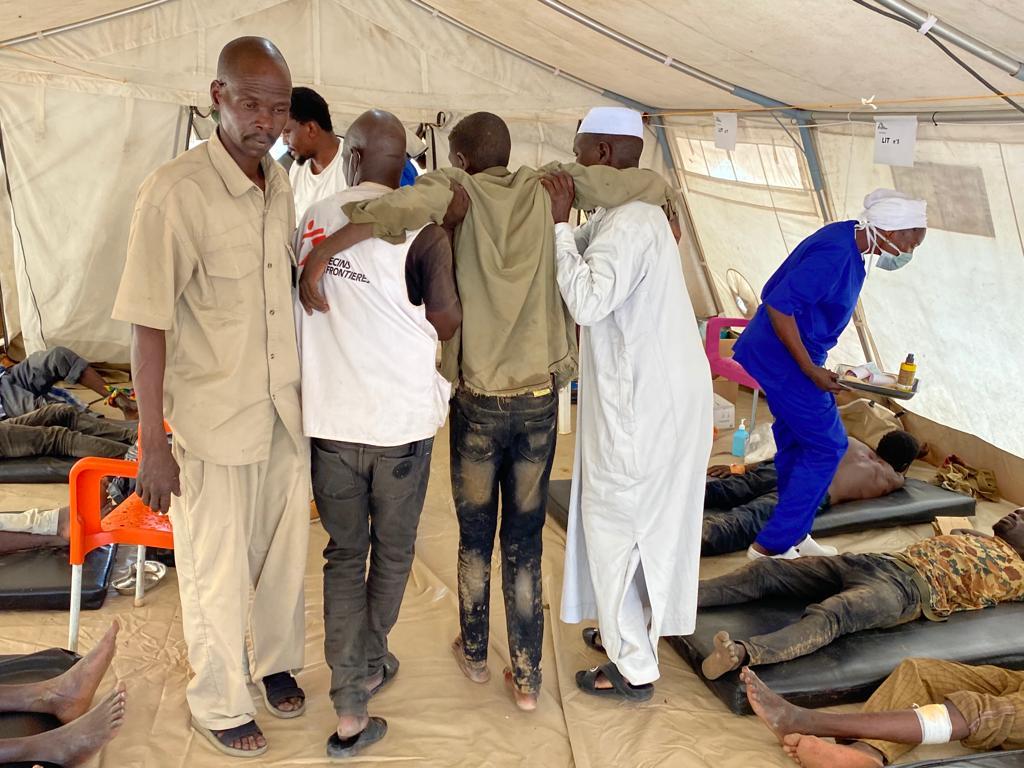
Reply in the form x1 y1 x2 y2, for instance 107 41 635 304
542 107 713 699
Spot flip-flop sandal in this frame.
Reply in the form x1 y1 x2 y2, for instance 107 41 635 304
191 717 268 758
262 671 306 719
368 652 399 697
576 662 654 702
582 627 606 654
326 717 388 759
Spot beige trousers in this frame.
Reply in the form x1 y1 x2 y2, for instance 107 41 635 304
0 507 59 535
170 417 310 730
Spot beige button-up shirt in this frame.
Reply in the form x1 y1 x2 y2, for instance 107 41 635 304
112 130 302 466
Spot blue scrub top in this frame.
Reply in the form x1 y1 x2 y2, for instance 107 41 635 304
734 220 865 381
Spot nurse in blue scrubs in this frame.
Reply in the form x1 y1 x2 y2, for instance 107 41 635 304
733 189 927 559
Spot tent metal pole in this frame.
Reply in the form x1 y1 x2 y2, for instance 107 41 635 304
870 0 1024 79
807 108 1024 123
0 0 174 48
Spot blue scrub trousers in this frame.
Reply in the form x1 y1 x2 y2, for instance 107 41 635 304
756 368 846 553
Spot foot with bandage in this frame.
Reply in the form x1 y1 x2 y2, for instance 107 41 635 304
741 659 1024 766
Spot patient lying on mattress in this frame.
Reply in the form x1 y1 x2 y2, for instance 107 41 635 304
699 508 1024 680
742 659 1024 768
702 431 923 555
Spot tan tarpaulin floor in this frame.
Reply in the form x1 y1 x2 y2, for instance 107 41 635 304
0 395 1015 767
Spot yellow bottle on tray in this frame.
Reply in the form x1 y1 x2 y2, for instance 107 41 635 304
897 353 917 390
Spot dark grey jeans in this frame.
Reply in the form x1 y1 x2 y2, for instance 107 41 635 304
312 436 433 717
450 388 557 695
0 347 89 418
0 404 136 459
698 553 922 666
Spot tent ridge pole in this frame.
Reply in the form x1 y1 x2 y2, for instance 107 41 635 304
870 0 1024 80
0 0 174 48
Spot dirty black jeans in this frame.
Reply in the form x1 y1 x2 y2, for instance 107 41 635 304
450 388 557 695
697 553 922 666
702 462 780 556
0 346 90 418
313 436 434 717
0 403 136 459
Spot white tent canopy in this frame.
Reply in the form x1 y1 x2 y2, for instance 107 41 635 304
2 0 1023 466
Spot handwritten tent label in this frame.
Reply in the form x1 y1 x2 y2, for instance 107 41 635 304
874 116 917 167
714 112 737 151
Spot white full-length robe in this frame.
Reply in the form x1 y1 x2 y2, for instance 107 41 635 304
556 201 712 683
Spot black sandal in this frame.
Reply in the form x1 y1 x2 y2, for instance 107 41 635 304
576 662 654 702
369 652 400 697
582 627 606 654
262 671 306 719
326 717 388 759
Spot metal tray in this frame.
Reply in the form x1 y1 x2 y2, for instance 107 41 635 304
836 373 919 400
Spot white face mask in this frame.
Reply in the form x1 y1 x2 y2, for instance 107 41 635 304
860 226 914 273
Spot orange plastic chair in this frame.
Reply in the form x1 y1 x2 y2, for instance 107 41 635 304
67 426 173 652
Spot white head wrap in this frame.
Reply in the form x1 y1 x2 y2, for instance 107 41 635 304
859 188 927 231
578 107 644 138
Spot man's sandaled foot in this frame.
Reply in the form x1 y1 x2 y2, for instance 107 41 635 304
503 668 538 712
582 627 606 654
702 630 746 680
192 718 267 757
782 734 882 768
262 671 305 719
326 716 387 759
575 663 654 702
23 683 126 767
742 667 806 744
451 636 489 683
45 621 120 722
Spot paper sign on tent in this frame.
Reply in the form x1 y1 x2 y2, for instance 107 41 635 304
714 112 737 151
874 116 917 167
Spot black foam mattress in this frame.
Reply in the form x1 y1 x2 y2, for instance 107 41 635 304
0 545 116 610
904 751 1024 767
668 600 1024 715
0 648 77 768
546 477 974 537
0 457 76 484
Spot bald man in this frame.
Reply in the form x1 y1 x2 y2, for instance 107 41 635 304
113 37 309 757
294 109 460 757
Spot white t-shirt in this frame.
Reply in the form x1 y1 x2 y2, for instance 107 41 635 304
293 183 451 446
289 141 347 219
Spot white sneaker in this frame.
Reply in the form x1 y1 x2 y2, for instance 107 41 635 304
747 545 801 561
793 535 839 557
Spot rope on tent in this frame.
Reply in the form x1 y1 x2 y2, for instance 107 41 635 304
3 47 126 86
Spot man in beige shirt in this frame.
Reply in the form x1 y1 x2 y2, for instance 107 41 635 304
112 36 308 758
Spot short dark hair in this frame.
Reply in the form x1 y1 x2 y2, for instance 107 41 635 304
290 87 332 132
450 112 511 170
876 430 922 474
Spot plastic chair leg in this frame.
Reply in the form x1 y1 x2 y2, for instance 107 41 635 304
68 563 83 653
135 545 146 607
750 389 760 432
558 383 573 435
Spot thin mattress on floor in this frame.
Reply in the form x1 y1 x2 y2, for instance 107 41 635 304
667 600 1024 715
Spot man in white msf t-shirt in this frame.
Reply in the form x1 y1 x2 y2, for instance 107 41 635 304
293 108 461 758
282 87 346 218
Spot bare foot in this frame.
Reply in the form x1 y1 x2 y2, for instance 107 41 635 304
45 621 119 722
363 668 384 693
451 636 490 684
742 667 806 743
502 668 538 712
782 734 882 768
702 630 746 680
29 683 126 767
338 713 369 740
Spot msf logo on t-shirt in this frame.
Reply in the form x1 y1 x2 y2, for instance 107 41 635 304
298 217 371 285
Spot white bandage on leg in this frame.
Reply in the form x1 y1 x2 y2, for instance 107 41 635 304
914 703 954 744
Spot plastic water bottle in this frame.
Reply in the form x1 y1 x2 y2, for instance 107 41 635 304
732 419 749 457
